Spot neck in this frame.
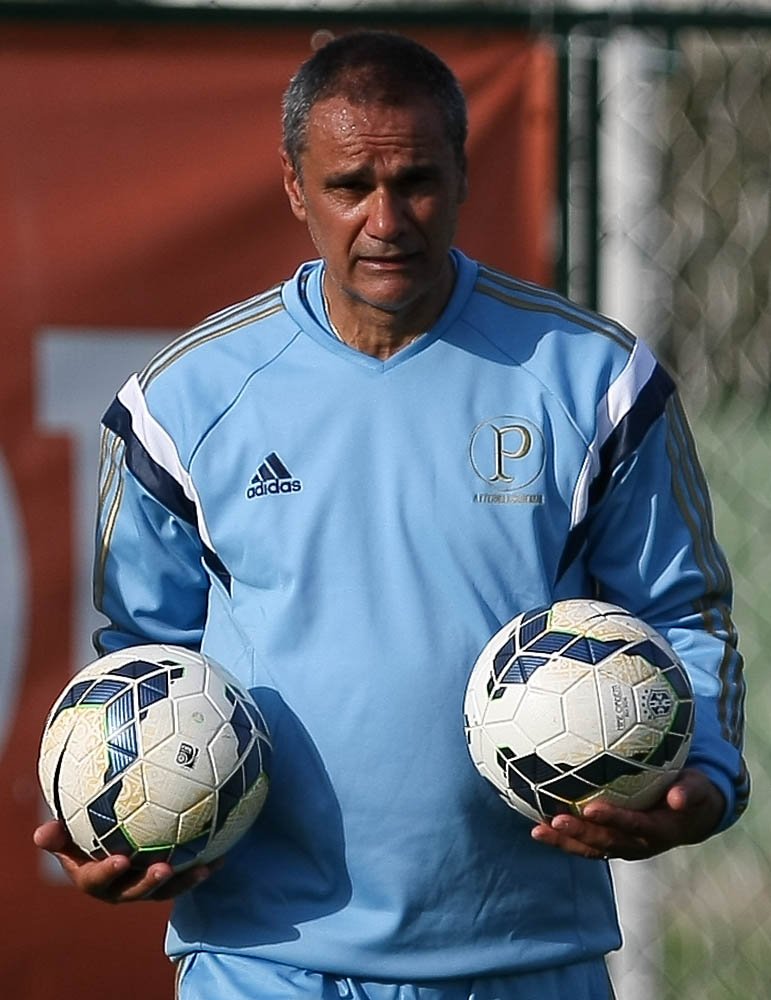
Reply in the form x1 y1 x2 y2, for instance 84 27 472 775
326 312 427 360
322 260 455 361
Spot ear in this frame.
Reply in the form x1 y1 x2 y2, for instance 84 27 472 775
280 148 307 222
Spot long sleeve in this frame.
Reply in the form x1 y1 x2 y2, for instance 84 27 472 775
580 370 749 829
92 385 210 656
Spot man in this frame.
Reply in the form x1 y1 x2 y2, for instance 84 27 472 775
35 31 748 1000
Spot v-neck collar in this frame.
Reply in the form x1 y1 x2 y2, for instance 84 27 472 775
282 250 478 372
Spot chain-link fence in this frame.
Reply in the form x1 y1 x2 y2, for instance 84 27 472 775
587 19 771 999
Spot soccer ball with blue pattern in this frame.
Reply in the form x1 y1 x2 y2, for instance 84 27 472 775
464 599 694 822
38 645 271 871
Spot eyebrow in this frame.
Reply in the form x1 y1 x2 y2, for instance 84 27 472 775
324 162 443 187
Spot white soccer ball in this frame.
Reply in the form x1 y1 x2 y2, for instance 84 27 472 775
464 599 695 822
38 644 271 871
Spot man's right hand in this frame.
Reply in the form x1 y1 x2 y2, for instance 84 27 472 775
33 819 221 903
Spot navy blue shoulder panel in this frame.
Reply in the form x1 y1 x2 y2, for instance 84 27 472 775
102 397 197 527
556 364 676 583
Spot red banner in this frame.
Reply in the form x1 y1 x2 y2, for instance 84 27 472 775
0 18 555 998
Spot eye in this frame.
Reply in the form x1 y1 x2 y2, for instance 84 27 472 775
326 175 372 198
397 169 440 196
339 180 369 194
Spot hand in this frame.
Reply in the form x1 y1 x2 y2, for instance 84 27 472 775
33 819 222 903
530 768 726 862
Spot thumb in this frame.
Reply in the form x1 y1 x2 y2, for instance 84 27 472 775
33 819 71 852
665 769 724 839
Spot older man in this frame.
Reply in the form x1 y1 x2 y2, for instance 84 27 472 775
35 30 748 1000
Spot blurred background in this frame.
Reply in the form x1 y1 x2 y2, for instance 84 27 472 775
1 1 769 997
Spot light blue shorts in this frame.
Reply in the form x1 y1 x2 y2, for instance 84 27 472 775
175 952 616 1000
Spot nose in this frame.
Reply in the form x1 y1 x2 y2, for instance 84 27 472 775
365 187 405 243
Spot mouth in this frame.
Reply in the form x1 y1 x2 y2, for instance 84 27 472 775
357 253 418 269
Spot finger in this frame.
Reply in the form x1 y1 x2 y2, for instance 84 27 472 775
582 801 658 836
149 856 226 901
71 854 135 897
663 773 725 841
34 821 130 887
35 819 224 902
664 770 715 811
664 781 691 812
531 817 610 861
146 865 213 901
112 863 177 903
119 860 221 903
33 819 72 853
584 802 697 858
534 812 656 861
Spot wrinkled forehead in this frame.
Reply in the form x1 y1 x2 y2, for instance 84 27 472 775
310 85 444 135
304 92 457 163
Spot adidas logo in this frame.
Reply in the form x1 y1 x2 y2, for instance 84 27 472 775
246 452 302 499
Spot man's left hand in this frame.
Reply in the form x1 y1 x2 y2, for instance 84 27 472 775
530 768 725 861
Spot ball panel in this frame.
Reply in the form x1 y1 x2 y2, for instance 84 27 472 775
123 800 179 849
596 676 637 744
576 766 678 813
479 717 532 756
57 784 83 828
516 688 566 744
539 729 601 767
562 636 626 666
111 761 147 820
661 660 696 700
63 709 108 764
173 690 230 743
61 740 110 813
135 698 175 753
177 793 216 844
242 731 270 788
105 722 140 782
608 721 666 759
65 803 102 856
193 771 270 868
38 713 74 808
556 673 604 746
479 684 526 726
207 727 244 785
523 657 592 695
141 756 217 815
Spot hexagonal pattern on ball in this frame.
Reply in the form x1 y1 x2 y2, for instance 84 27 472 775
463 599 694 821
37 643 272 871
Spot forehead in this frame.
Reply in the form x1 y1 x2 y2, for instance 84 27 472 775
302 94 454 167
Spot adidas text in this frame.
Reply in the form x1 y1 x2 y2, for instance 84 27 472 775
246 479 302 499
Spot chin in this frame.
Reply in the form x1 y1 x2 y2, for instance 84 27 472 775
357 293 422 315
352 278 429 311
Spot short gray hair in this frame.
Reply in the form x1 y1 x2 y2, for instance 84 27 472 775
282 31 468 172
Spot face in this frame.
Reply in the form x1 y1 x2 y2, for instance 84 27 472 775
282 94 467 331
